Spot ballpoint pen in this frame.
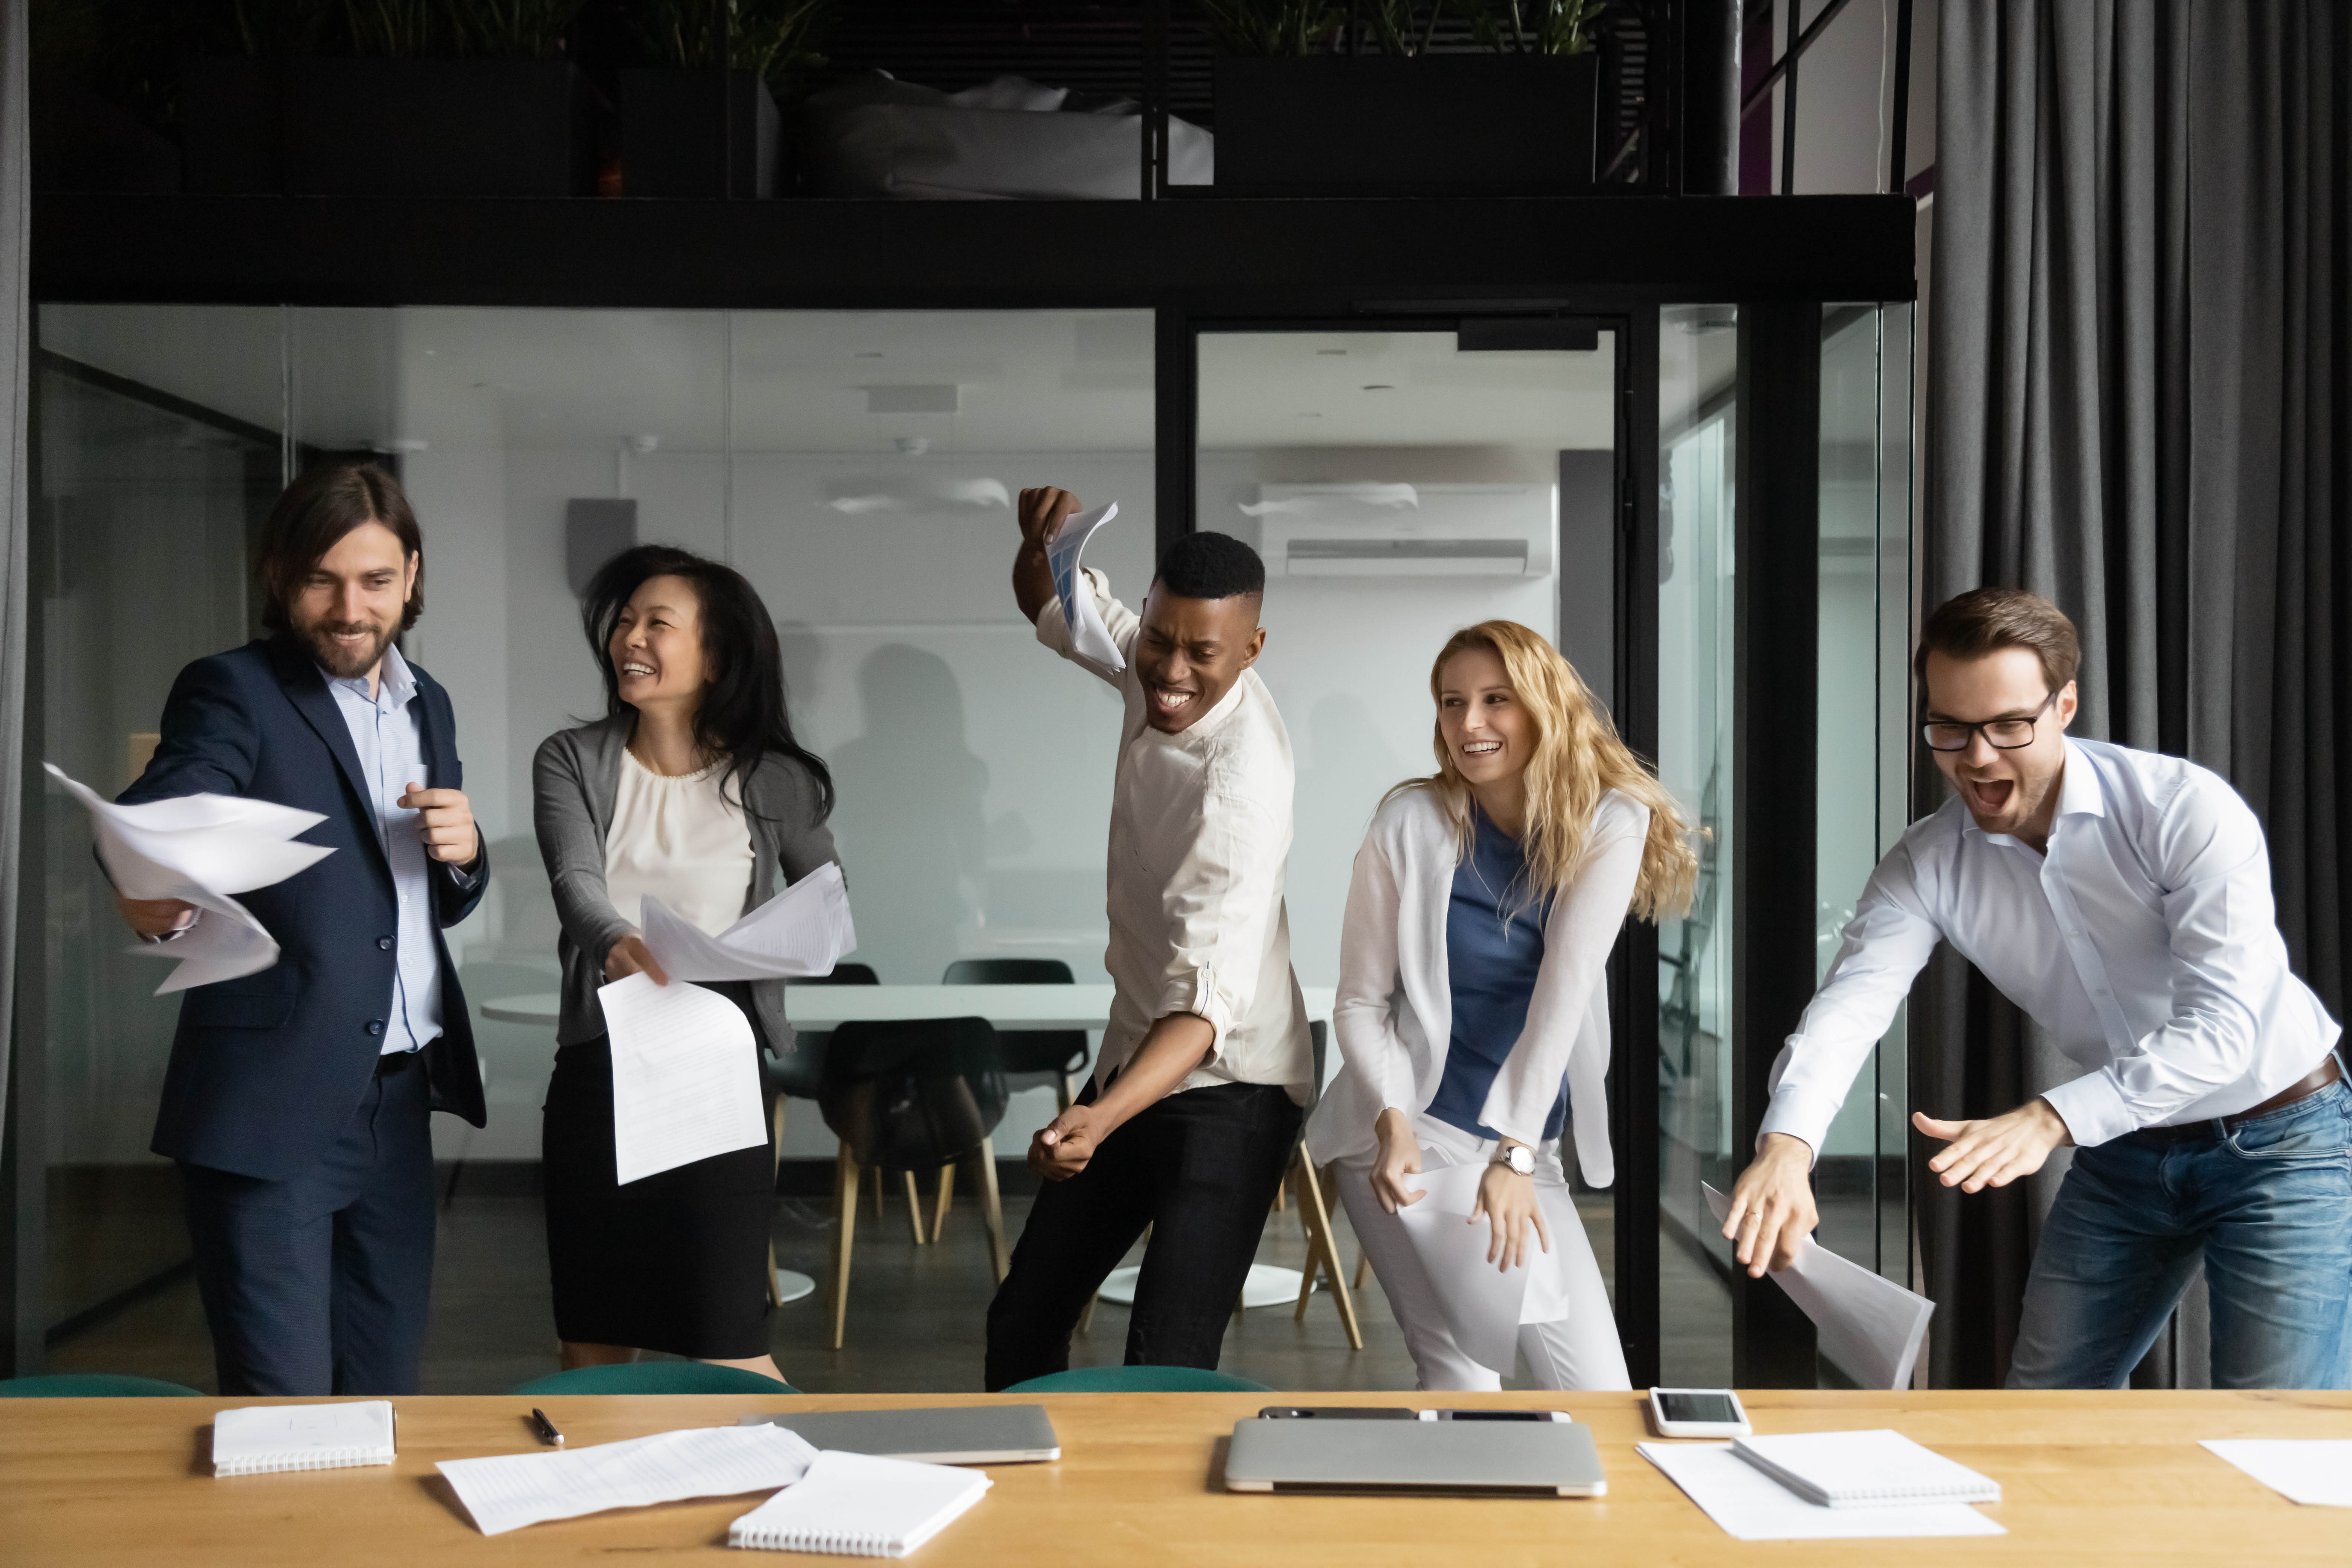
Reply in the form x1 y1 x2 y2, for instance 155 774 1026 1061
529 1408 564 1447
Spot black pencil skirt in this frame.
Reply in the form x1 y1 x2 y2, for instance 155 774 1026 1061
541 981 777 1360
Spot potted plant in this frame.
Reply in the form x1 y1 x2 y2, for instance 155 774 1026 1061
618 0 835 199
1210 0 1603 197
181 0 594 197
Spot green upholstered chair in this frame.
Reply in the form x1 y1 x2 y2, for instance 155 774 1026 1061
1001 1366 1272 1394
509 1362 799 1396
0 1374 202 1396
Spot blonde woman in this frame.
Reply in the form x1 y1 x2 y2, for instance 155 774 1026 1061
1304 620 1698 1391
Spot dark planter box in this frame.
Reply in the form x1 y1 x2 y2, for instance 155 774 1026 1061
620 69 780 198
1214 53 1597 196
285 59 592 198
180 56 283 193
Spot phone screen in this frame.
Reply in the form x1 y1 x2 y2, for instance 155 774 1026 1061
1658 1392 1742 1424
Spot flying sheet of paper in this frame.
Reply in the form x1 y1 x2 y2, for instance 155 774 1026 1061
1046 501 1125 672
599 972 770 1185
639 862 858 983
1704 1182 1934 1390
1639 1443 2004 1541
438 1424 818 1537
1391 1157 1570 1375
2200 1440 2352 1506
46 762 333 994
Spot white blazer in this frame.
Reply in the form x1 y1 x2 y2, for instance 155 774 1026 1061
1303 783 1649 1187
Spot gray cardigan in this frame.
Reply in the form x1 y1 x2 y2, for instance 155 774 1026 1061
533 713 840 1052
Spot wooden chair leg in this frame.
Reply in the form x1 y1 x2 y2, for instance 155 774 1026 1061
932 1161 956 1243
1078 1294 1098 1335
1296 1158 1364 1351
901 1170 926 1245
1354 1248 1372 1291
974 1138 1010 1283
831 1142 859 1351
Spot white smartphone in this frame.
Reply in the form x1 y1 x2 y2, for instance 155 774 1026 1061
1646 1387 1751 1438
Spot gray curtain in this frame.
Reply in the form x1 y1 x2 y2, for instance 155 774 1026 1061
0 0 31 1143
1922 0 2348 1387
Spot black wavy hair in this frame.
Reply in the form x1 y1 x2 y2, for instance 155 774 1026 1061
580 544 835 821
1155 530 1265 600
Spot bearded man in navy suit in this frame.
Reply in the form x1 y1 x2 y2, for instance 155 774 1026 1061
113 462 488 1396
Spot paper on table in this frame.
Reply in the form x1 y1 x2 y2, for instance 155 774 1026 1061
1639 1443 2005 1541
46 762 333 994
1704 1182 1933 1390
1046 502 1125 673
600 973 771 1185
2201 1440 2352 1506
1391 1158 1570 1375
438 1424 818 1537
640 862 858 983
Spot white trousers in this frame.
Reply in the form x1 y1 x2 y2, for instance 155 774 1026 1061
1334 1113 1632 1392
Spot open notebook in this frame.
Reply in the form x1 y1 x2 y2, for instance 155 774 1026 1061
1732 1430 2001 1507
213 1400 397 1476
729 1450 992 1557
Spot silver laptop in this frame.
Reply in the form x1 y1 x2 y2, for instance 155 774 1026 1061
738 1404 1060 1464
1224 1418 1606 1496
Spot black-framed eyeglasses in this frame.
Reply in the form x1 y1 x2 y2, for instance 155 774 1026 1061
1922 691 2059 752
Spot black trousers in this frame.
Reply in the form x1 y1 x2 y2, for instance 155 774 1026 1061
983 1079 1303 1391
179 1051 437 1397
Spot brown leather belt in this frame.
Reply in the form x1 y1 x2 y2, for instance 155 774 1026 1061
2140 1054 2343 1142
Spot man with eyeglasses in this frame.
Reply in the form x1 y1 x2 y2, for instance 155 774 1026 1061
1722 586 2347 1389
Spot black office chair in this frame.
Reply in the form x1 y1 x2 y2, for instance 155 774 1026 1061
940 958 1092 1111
817 1015 1011 1348
763 963 883 1305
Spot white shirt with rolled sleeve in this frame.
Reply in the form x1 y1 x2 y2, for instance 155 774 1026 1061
1759 736 2340 1156
1035 567 1314 1104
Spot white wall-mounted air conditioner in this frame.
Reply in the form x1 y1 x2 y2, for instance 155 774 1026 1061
1248 483 1556 578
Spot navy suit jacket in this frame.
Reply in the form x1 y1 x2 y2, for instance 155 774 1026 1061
121 634 488 1181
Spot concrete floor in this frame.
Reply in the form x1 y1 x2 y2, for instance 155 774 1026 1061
46 1166 1740 1396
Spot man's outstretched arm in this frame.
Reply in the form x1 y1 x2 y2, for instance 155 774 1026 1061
1012 486 1079 624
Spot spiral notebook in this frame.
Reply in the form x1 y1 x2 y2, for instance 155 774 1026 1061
1730 1430 2001 1508
212 1400 397 1476
729 1450 991 1557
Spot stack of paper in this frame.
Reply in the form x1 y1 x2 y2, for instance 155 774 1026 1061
47 763 334 993
728 1449 992 1557
1046 502 1124 672
1703 1182 1934 1390
212 1400 396 1476
438 1424 817 1536
1640 1442 2005 1542
1390 1158 1571 1375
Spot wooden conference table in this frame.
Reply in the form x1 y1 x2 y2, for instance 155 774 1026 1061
5 1389 2347 1566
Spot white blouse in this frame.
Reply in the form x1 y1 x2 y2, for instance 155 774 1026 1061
604 749 756 938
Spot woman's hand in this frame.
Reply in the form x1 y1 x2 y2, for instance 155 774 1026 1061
1369 1108 1426 1214
1468 1151 1551 1272
603 933 670 986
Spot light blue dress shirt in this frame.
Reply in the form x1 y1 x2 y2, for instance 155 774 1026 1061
321 644 456 1056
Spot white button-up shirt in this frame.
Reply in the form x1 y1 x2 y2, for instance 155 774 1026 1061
1760 736 2339 1152
1035 568 1314 1102
321 644 446 1056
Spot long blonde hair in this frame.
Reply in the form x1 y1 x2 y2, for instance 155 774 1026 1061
1388 620 1700 923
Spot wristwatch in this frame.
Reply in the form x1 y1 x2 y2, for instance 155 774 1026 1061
1494 1144 1536 1176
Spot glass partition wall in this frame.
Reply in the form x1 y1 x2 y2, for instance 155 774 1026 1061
21 299 1912 1392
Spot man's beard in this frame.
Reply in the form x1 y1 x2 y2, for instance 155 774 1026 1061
303 618 392 679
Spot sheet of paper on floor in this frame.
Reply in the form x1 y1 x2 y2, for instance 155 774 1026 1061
599 973 770 1184
1639 1443 2006 1540
1704 1182 1933 1390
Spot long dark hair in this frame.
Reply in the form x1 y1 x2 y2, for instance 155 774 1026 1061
257 462 424 632
580 544 835 821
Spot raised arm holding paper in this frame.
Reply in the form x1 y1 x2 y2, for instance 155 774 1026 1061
1723 588 2349 1390
534 545 844 1390
105 463 487 1398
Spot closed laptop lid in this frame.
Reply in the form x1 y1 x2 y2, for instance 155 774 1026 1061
739 1404 1060 1464
1223 1419 1606 1496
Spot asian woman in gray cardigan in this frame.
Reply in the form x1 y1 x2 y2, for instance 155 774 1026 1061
534 545 839 1386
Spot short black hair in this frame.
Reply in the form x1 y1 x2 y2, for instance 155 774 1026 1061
1154 531 1265 601
256 462 423 632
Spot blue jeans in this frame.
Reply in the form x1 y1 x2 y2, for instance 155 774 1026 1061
2008 1076 2352 1390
